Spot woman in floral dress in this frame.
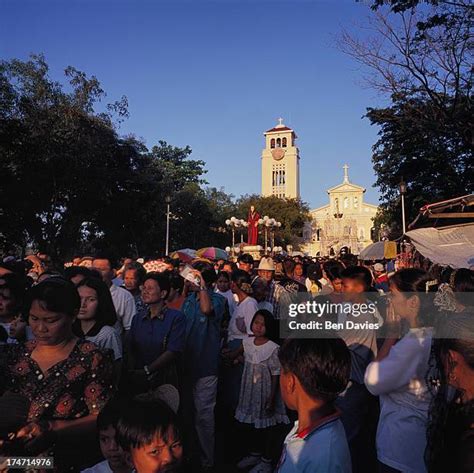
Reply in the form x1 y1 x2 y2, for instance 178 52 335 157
0 278 114 471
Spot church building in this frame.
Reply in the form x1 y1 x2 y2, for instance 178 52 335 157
260 119 378 256
302 165 378 256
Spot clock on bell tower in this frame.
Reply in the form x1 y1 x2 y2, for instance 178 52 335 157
261 118 300 199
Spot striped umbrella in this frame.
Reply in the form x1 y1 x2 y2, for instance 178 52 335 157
196 247 229 261
170 249 196 262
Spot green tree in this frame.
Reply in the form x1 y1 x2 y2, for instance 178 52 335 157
0 54 141 260
339 1 472 232
0 55 209 260
100 141 208 257
368 93 473 233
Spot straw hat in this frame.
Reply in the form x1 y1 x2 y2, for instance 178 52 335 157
258 257 275 271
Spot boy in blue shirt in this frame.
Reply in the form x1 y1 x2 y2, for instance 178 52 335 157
276 338 352 473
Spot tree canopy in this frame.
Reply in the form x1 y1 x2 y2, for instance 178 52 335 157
0 55 208 260
0 54 310 260
340 0 472 233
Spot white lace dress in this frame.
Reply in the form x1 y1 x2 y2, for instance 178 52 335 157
235 338 290 428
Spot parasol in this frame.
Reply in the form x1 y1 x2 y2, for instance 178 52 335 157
170 249 196 262
359 241 397 261
196 247 229 261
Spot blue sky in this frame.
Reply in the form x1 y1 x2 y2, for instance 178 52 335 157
1 0 386 208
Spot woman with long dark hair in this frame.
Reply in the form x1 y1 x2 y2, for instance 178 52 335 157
73 277 122 362
426 311 474 473
364 268 438 473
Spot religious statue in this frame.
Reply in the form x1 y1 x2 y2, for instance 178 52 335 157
247 205 260 246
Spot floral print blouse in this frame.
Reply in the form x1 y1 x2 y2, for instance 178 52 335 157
1 339 114 422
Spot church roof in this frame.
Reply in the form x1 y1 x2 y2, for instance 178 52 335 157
327 182 366 193
264 118 296 135
265 126 294 134
309 166 379 214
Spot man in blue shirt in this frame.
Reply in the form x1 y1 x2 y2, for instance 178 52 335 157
127 272 185 392
181 262 227 470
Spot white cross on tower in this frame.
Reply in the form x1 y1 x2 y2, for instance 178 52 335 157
343 164 349 183
277 117 284 126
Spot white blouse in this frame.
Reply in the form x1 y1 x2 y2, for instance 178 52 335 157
365 327 433 473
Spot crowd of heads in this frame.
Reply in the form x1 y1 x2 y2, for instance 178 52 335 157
0 247 473 472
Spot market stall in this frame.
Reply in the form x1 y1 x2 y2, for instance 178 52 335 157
405 223 474 269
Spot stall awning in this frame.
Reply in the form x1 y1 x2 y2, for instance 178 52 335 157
405 223 474 269
408 194 474 229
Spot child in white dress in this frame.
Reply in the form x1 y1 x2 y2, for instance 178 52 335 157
235 309 289 473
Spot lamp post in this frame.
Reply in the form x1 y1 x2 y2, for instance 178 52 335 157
258 216 281 255
165 195 172 256
399 179 407 235
225 217 248 256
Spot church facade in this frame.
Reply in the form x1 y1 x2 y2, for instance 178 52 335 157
260 119 378 256
301 165 378 256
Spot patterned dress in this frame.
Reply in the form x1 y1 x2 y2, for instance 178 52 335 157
0 340 114 471
1 339 114 422
235 338 289 428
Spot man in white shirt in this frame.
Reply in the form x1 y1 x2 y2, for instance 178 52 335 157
92 256 136 333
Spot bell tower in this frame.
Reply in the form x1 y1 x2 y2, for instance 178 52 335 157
261 118 300 199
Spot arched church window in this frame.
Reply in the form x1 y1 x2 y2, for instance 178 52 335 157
334 198 339 210
276 138 281 148
359 228 365 240
354 196 359 208
344 197 349 208
282 137 287 147
270 138 275 149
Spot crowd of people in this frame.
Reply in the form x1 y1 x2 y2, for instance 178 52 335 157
0 250 473 473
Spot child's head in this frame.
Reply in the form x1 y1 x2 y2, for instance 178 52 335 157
341 266 372 297
117 399 182 473
250 309 278 342
216 271 231 293
278 338 350 411
97 399 128 471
